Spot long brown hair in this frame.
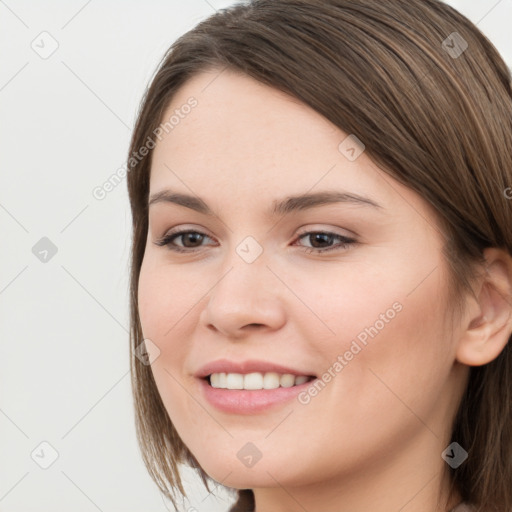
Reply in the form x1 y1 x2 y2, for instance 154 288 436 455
126 1 512 511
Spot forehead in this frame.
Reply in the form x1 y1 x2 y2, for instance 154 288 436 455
153 68 345 170
148 68 436 229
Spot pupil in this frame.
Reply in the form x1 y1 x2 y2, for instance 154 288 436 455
184 233 202 247
311 233 332 248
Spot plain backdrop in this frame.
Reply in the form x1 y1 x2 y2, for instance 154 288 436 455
0 1 510 511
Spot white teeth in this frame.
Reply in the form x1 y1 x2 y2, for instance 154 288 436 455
226 373 244 389
280 374 295 388
244 372 263 390
263 372 280 389
210 373 219 387
208 372 313 390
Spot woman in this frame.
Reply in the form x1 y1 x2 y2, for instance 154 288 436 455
126 1 512 511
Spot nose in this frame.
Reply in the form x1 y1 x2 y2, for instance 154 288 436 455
199 258 286 339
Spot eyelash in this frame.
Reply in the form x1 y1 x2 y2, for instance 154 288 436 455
154 228 357 254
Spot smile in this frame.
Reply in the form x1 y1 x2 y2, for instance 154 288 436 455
199 373 319 414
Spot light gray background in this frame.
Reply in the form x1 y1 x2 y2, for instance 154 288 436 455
0 1 510 511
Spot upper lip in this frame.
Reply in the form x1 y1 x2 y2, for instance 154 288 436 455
194 359 316 379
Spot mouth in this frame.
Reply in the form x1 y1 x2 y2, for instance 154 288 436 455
199 371 319 414
203 372 317 390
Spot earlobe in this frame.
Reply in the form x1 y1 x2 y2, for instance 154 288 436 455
456 248 512 367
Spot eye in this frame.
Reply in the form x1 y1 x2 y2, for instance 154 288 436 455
293 231 356 254
154 228 357 254
154 229 214 253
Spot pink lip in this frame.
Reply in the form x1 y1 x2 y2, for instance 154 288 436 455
194 358 316 379
193 358 317 414
198 376 318 414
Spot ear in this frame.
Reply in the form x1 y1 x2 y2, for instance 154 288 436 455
456 248 512 366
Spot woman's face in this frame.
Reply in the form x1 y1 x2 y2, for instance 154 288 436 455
138 69 466 494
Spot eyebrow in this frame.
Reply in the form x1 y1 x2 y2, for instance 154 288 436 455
148 189 384 216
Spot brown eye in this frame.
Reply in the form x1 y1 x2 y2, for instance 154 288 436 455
154 229 214 252
175 232 205 248
295 231 356 254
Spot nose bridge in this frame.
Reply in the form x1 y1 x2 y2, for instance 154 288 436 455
214 236 271 306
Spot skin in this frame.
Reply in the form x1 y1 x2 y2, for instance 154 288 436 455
137 68 512 512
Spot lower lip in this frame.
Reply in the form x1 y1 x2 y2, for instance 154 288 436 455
198 377 318 414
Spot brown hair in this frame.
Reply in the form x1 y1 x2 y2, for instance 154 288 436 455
126 1 512 511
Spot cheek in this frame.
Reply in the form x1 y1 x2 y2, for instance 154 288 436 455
137 255 206 388
281 254 409 349
137 255 202 341
303 251 451 404
137 259 200 428
288 264 453 475
329 263 451 415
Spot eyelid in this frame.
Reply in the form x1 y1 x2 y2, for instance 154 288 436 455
158 223 355 243
159 224 216 239
295 223 358 239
